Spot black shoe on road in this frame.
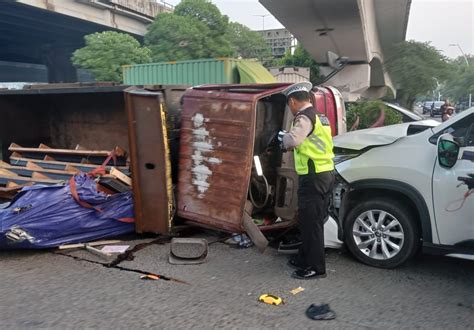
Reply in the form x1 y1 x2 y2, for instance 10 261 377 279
292 267 327 280
306 303 336 320
287 258 308 270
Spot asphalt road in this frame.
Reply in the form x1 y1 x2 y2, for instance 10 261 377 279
1 233 472 329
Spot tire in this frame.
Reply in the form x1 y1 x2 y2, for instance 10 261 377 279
343 198 419 268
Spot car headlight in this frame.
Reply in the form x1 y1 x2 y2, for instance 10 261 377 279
333 153 360 165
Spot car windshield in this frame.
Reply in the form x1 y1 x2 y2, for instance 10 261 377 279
384 103 423 120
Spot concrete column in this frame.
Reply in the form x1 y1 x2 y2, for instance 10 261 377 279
42 44 78 83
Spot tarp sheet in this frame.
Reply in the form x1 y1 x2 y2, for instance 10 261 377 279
237 60 277 83
0 173 134 249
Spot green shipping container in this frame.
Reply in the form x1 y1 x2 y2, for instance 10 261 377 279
123 58 276 85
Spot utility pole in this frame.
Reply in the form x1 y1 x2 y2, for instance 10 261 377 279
449 43 471 108
254 14 269 31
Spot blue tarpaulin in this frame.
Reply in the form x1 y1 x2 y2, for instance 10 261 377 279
0 173 135 249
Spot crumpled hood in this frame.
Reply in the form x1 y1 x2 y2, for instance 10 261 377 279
334 120 439 150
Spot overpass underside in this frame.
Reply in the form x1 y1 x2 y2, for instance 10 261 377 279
0 1 115 82
260 0 411 101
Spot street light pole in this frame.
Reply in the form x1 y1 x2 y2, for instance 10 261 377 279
449 43 471 108
253 14 269 31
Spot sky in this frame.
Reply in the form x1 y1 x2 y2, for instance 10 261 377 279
164 0 473 59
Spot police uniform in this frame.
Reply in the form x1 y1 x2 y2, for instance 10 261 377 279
282 82 335 278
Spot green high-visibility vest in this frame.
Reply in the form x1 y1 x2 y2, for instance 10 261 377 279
294 108 335 175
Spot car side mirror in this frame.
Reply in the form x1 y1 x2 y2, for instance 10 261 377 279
438 134 460 168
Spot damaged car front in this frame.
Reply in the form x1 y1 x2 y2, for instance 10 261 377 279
329 119 440 268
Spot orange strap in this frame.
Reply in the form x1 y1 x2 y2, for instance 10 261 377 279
88 149 117 177
69 176 102 212
69 149 135 223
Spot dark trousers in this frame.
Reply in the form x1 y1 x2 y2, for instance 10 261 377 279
296 170 335 273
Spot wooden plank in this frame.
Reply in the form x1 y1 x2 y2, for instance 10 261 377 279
9 143 127 157
58 240 122 250
0 174 61 186
65 165 80 173
10 156 129 173
26 161 44 170
0 168 17 177
110 167 132 186
2 161 78 180
32 172 52 180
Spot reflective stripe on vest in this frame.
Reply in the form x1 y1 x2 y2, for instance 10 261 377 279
294 114 335 175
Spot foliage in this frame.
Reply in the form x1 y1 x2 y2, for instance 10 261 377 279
279 45 321 85
441 55 474 103
225 22 272 63
174 0 228 34
384 41 450 109
346 100 403 130
145 0 234 62
71 31 151 82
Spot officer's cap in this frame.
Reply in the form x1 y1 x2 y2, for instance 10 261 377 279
282 81 313 97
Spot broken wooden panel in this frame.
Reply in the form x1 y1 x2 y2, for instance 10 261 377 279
125 87 173 234
8 143 127 166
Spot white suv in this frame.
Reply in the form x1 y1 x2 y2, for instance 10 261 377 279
331 108 473 268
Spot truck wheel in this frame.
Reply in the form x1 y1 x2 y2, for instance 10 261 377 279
343 198 419 268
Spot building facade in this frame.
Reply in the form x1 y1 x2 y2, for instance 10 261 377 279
259 28 294 58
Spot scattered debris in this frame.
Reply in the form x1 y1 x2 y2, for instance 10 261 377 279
290 287 305 295
258 294 284 306
101 245 130 254
169 238 208 265
226 234 253 249
305 304 336 320
83 244 113 260
107 237 170 268
58 240 122 250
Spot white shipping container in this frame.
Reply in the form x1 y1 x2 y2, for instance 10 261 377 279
269 67 310 83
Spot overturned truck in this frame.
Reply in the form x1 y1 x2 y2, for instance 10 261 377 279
0 83 346 248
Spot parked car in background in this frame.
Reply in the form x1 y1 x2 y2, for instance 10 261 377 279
331 108 473 268
422 101 434 114
430 101 445 117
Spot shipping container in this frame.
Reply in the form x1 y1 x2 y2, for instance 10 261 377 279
123 58 276 85
269 67 310 83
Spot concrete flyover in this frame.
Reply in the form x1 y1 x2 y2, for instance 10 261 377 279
260 0 412 100
0 0 172 83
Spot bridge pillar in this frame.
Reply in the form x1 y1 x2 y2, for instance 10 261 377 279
42 45 78 83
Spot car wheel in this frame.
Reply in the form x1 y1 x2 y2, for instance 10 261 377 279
343 198 419 268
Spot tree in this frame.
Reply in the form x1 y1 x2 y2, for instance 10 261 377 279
145 0 233 62
279 45 321 85
384 41 450 109
441 55 474 104
225 22 271 62
72 31 151 82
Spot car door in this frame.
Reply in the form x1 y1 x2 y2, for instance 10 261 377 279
432 113 474 245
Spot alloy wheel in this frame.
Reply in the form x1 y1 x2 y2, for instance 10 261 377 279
352 209 405 260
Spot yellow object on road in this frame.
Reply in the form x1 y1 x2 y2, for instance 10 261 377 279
258 294 283 305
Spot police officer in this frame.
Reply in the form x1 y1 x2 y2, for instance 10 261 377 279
278 82 335 280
